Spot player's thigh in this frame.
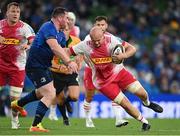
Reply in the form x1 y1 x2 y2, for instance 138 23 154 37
67 73 80 99
26 69 55 96
9 70 25 98
68 86 80 100
99 83 120 100
9 70 25 87
116 68 137 91
38 81 56 105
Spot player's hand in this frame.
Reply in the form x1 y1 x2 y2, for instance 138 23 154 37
20 44 30 50
0 35 5 44
112 53 127 63
67 61 78 74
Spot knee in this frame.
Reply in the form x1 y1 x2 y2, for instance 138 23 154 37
69 93 79 101
113 92 125 105
70 96 78 101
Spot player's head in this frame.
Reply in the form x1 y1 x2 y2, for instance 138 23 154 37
90 26 104 48
51 7 69 29
6 2 20 25
94 16 108 33
68 12 76 29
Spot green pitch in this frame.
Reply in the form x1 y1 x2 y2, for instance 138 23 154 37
0 117 180 135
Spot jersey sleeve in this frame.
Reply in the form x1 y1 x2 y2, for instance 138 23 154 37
70 41 86 55
41 24 57 40
22 23 35 40
109 35 124 51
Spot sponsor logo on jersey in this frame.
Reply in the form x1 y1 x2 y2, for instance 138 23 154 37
3 38 20 45
91 57 112 64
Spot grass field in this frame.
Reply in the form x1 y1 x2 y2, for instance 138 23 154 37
0 117 180 135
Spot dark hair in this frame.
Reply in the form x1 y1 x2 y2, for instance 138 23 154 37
7 2 20 10
51 7 67 18
95 16 108 23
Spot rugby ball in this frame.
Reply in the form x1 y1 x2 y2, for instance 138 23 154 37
111 44 125 64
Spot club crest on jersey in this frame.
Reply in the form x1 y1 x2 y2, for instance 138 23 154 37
91 57 112 64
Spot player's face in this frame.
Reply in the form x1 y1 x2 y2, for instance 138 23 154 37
6 5 20 25
95 20 108 33
68 17 74 29
59 12 69 30
91 34 104 48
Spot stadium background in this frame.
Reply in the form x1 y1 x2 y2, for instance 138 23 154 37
0 0 179 118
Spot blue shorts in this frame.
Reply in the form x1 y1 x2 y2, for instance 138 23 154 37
26 68 53 89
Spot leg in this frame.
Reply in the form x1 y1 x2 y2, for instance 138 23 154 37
8 70 26 129
100 82 150 131
48 99 58 121
114 92 151 131
48 91 58 121
65 85 80 113
83 67 95 127
30 81 56 132
10 87 21 129
57 91 70 126
127 81 163 113
84 89 95 128
111 101 128 127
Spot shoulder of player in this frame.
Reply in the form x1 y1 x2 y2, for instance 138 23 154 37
19 20 33 29
104 32 122 40
39 21 56 32
0 19 9 27
0 19 5 24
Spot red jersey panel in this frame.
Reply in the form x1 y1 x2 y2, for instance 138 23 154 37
0 19 35 71
70 34 124 89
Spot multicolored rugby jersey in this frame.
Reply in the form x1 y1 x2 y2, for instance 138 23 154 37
0 19 35 71
51 35 81 74
70 34 126 89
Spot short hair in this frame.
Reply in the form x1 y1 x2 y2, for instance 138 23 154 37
51 7 68 18
95 16 108 23
7 2 20 10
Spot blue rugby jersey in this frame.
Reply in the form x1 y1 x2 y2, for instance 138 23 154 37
26 21 66 69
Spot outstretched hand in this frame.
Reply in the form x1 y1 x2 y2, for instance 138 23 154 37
112 53 126 63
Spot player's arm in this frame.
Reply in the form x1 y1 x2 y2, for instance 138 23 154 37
121 41 136 59
20 23 35 50
112 41 136 62
47 38 78 73
75 55 84 71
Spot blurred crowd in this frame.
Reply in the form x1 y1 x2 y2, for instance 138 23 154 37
0 0 179 96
